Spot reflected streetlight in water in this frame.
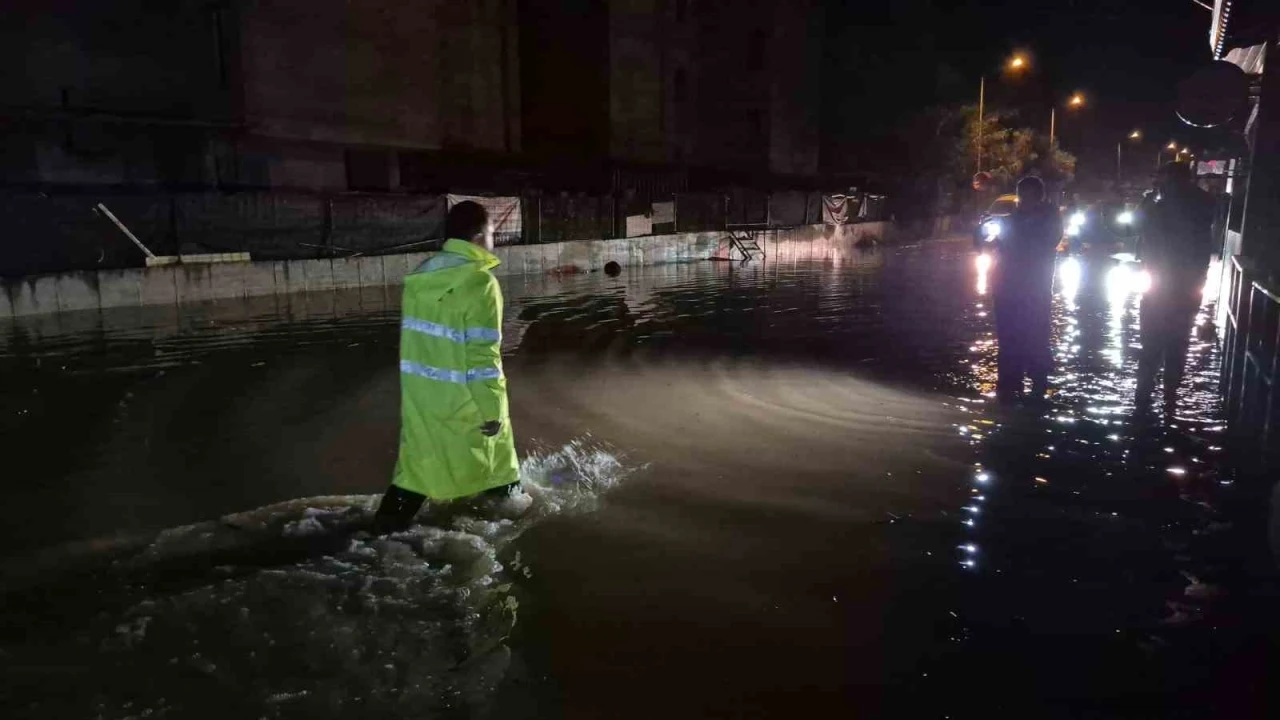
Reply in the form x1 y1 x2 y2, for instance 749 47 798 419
1106 262 1152 299
975 253 992 295
1057 256 1082 301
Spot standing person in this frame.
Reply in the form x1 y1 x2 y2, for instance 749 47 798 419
374 201 519 532
991 176 1064 403
1135 161 1216 417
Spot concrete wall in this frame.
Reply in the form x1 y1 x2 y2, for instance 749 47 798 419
690 1 771 172
609 0 665 163
607 0 698 164
0 222 898 320
767 0 823 177
240 0 516 152
0 1 228 123
0 1 229 186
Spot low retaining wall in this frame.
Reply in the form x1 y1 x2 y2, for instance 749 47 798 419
0 222 896 319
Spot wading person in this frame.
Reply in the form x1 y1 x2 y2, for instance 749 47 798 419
1135 161 1215 418
991 175 1063 403
374 201 519 532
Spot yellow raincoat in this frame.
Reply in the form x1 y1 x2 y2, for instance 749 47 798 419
391 239 518 500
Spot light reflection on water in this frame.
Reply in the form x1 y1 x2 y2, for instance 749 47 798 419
943 251 1258 713
0 241 1269 717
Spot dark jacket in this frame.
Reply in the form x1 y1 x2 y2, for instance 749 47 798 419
993 200 1063 304
1138 183 1215 277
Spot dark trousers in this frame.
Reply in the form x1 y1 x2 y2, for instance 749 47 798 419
373 482 520 533
994 292 1053 400
1137 282 1201 409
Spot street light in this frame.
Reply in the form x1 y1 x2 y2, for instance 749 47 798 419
1117 130 1142 182
977 53 1031 173
1050 92 1087 147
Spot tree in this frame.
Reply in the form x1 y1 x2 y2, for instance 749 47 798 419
952 105 1076 192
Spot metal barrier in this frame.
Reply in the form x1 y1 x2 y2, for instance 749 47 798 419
1222 254 1280 469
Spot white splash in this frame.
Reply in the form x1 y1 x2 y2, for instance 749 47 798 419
16 438 635 719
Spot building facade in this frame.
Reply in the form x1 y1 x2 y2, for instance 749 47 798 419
1 0 824 194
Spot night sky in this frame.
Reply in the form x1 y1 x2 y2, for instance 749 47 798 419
826 0 1216 179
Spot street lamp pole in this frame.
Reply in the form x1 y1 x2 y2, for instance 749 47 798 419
976 55 1028 175
977 76 985 173
1118 130 1141 182
1052 95 1084 149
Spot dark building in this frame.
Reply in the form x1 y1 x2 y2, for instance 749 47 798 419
1 0 824 193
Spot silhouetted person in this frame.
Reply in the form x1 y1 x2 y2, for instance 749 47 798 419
992 176 1063 402
1135 161 1216 417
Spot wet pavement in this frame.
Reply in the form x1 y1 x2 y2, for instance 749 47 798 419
1 236 1277 718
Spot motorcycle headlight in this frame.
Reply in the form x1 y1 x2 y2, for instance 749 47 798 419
1065 223 1080 237
982 220 1002 241
1070 211 1087 227
1116 211 1134 225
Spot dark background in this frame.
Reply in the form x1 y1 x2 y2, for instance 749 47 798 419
824 0 1212 180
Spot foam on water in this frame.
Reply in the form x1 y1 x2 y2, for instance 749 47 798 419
4 438 635 719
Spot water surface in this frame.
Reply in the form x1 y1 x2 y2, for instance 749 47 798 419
1 238 1274 718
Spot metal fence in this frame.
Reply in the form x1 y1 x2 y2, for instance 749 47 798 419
1221 254 1280 470
0 186 885 277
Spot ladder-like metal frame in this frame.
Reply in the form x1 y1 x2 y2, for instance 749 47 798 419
721 226 773 261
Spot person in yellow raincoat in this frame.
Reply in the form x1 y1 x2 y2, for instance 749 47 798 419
374 201 519 531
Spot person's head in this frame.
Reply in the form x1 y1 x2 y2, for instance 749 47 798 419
1156 160 1192 192
445 201 493 250
1016 175 1046 205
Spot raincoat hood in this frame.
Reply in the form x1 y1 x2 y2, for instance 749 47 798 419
441 238 500 271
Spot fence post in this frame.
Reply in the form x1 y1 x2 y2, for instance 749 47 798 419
322 196 333 257
168 195 179 255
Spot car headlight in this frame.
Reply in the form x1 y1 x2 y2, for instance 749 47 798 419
1116 211 1134 225
1070 211 1086 227
1065 223 1080 237
982 220 1001 240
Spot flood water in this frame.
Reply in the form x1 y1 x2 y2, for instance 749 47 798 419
2 236 1277 718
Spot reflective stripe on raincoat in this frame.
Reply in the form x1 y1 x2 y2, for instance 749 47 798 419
391 238 518 500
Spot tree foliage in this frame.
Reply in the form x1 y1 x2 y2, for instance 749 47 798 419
953 104 1075 191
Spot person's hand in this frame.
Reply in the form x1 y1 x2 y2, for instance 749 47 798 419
480 420 501 437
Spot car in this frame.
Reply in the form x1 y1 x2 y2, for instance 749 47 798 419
1062 199 1139 257
973 194 1018 250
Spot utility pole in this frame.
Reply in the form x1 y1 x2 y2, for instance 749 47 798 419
976 76 985 172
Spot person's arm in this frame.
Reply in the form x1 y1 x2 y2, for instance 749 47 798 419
465 274 505 433
1135 196 1156 262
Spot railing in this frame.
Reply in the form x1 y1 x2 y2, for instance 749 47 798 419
1222 254 1280 469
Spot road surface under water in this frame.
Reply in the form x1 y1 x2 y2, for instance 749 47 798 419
1 237 1276 718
